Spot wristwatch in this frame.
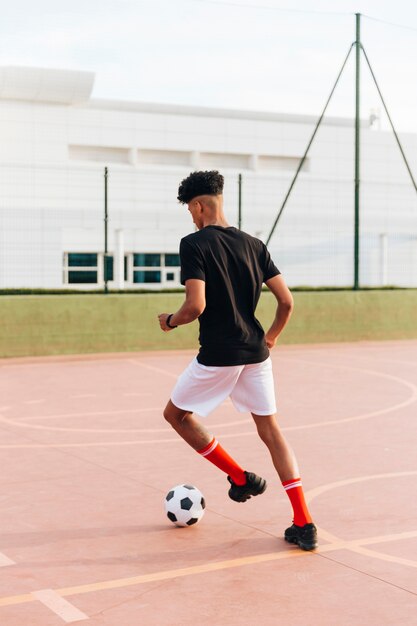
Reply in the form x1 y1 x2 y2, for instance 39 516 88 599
166 314 178 329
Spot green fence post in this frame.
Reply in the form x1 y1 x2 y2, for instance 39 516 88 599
354 13 361 290
104 166 109 294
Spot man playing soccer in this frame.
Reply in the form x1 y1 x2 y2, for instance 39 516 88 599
158 170 317 551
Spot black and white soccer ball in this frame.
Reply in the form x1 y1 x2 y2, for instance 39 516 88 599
164 484 206 527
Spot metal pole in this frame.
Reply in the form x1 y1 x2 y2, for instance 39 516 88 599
104 166 108 294
354 13 361 290
380 233 388 287
238 173 242 230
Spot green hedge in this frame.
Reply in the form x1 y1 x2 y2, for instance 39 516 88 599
0 290 416 358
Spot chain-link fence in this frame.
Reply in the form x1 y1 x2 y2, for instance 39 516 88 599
1 155 416 291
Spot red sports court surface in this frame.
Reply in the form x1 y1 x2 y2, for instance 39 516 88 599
0 340 416 625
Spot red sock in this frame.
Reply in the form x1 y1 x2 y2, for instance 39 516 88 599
282 477 312 526
198 438 246 485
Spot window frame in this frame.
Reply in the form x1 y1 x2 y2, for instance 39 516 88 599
63 252 181 289
63 252 101 287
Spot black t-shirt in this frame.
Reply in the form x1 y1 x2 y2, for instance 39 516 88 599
180 225 280 366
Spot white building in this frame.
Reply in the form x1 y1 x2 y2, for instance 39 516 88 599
0 66 416 290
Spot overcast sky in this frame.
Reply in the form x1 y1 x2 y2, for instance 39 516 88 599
1 0 417 132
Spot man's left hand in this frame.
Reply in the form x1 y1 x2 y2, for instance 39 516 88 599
265 331 277 349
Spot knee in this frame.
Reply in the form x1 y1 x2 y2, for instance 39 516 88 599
163 407 175 425
163 405 187 428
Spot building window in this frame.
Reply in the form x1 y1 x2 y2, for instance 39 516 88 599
66 253 98 284
68 253 98 267
165 253 180 267
64 252 180 287
68 271 98 284
134 270 161 283
130 252 180 286
104 255 114 281
133 253 161 267
133 254 162 283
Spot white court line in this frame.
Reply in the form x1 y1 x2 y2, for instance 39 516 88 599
128 359 179 379
0 552 15 567
289 349 417 369
0 408 251 433
32 589 88 623
14 407 161 421
307 471 417 571
0 358 415 447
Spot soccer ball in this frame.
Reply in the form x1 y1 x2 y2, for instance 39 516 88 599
164 484 206 527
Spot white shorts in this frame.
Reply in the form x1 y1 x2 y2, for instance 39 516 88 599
171 356 277 418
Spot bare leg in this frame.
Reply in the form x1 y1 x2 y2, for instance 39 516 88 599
252 413 315 535
251 413 300 482
163 399 212 450
163 400 247 485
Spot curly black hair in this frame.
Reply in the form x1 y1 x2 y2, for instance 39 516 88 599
177 170 224 204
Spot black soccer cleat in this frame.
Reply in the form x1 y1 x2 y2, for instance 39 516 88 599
227 471 267 502
284 522 318 551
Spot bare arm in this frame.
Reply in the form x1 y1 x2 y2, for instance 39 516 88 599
158 279 206 331
264 274 294 349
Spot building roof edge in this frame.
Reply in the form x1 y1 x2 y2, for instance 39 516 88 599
87 98 369 127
